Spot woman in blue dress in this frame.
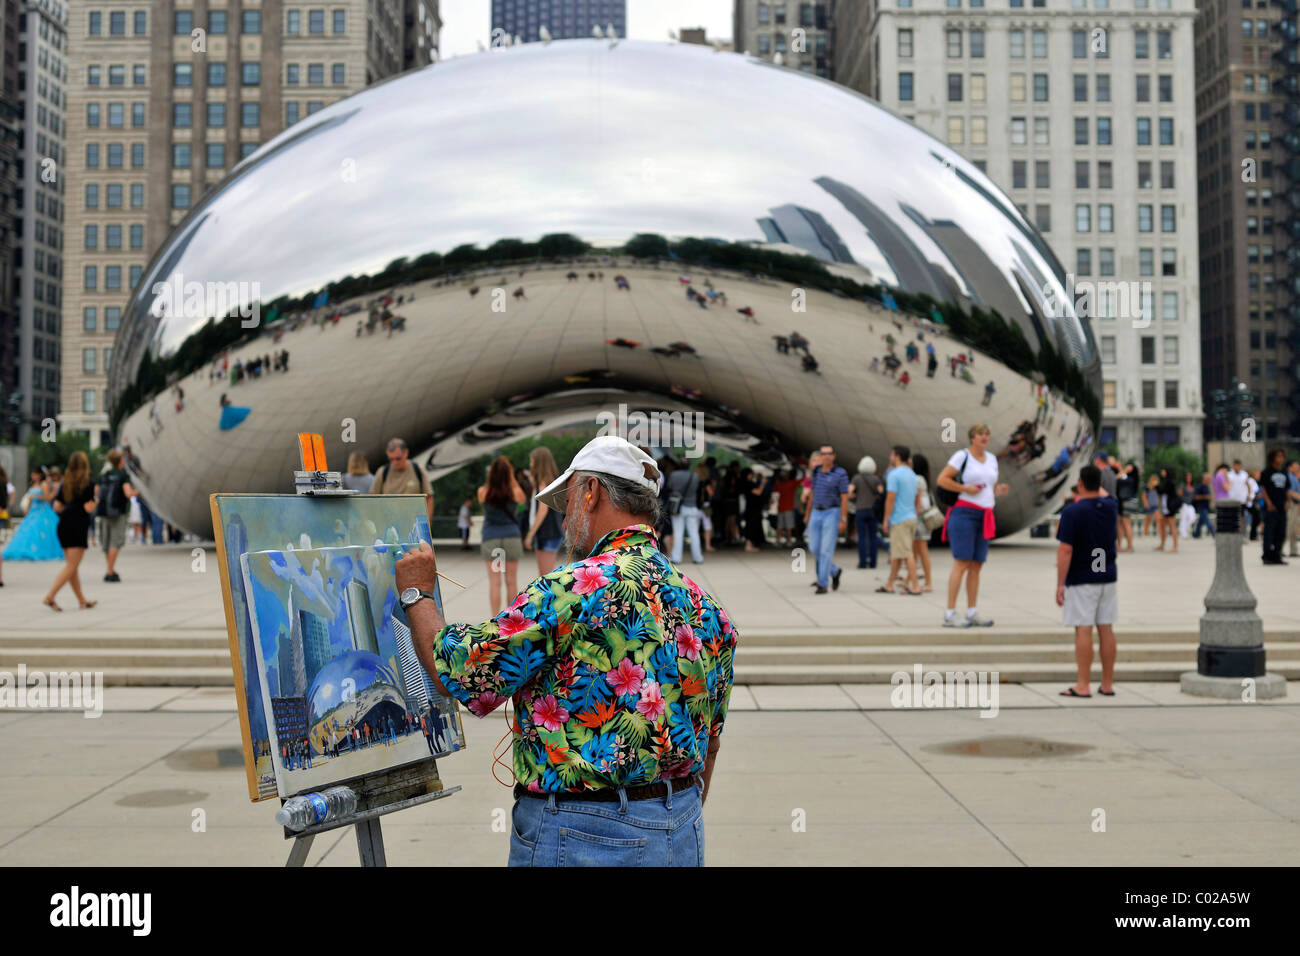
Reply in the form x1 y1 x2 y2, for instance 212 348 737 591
2 467 65 562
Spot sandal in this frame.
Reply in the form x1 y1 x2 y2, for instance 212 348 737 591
44 598 62 612
1060 687 1091 698
904 588 923 595
1097 687 1115 696
79 600 97 610
874 585 895 593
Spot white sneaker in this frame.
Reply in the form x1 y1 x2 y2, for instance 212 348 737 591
942 615 969 628
965 613 994 627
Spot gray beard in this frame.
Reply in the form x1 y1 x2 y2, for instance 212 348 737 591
560 507 591 562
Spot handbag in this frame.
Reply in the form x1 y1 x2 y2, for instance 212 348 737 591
920 505 945 533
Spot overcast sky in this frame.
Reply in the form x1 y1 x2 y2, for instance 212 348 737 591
437 0 733 57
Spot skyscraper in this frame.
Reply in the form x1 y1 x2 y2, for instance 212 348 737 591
392 615 436 711
279 589 308 698
835 0 1204 461
63 1 433 446
7 0 68 442
299 607 332 687
1194 0 1295 443
345 577 379 655
491 0 626 43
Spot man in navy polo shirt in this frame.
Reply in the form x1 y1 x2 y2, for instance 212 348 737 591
1056 464 1119 698
803 444 849 595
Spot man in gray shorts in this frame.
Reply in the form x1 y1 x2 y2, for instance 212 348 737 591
1055 465 1118 698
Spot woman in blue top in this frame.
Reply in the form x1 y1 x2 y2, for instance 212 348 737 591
478 456 526 617
2 467 64 563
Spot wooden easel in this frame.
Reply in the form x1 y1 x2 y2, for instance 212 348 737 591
278 434 462 867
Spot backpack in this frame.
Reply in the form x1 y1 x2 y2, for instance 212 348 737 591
380 461 426 493
97 471 128 518
933 452 968 511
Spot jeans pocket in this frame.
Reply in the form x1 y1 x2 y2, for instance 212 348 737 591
694 814 706 867
557 827 647 867
508 799 538 867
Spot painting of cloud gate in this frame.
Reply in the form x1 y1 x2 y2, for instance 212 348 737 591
241 542 464 798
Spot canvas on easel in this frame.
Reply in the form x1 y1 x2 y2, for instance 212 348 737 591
242 543 465 797
211 493 465 801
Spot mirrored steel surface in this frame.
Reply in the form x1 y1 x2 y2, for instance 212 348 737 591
109 40 1101 537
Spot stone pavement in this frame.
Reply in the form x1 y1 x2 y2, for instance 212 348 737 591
1 684 1298 865
1 526 1298 683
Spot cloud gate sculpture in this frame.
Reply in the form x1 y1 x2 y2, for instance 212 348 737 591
108 40 1101 539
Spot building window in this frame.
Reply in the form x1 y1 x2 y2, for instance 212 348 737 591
134 65 147 85
1139 248 1154 275
174 102 192 127
85 224 98 249
971 29 984 57
1099 248 1114 275
82 390 97 415
86 183 99 208
1101 336 1115 364
107 143 123 167
947 116 964 145
333 9 346 33
1035 204 1050 232
1073 74 1087 102
130 224 143 249
173 184 191 209
174 143 191 168
88 103 100 127
89 66 102 86
970 116 987 145
1009 30 1024 58
947 30 962 58
1163 336 1179 364
1137 117 1151 145
1032 29 1047 58
1012 160 1027 189
84 265 97 291
309 9 325 33
1011 117 1026 145
1161 248 1176 276
1097 117 1111 145
306 101 324 115
243 62 261 85
1076 204 1091 232
308 63 324 84
286 101 301 124
1103 381 1116 408
210 10 228 33
287 9 301 33
1161 205 1175 231
84 307 97 331
1010 73 1025 101
898 29 913 57
241 143 259 159
207 142 226 168
1096 74 1110 101
1098 204 1113 232
243 10 262 34
970 73 986 102
1035 160 1049 188
131 183 144 208
133 103 145 127
332 63 345 84
1157 29 1170 58
1162 291 1177 320
1033 73 1048 101
1138 205 1153 232
948 74 963 101
1077 248 1092 276
241 102 260 126
899 73 913 101
175 10 194 34
1141 381 1157 408
1072 30 1086 58
111 65 128 85
106 184 122 207
1075 161 1089 188
89 11 102 35
210 62 227 86
1034 117 1049 144
135 10 147 34
1135 30 1149 58
174 63 192 87
86 143 100 167
208 102 226 126
1074 117 1089 145
1159 118 1173 145
105 307 122 330
106 225 121 249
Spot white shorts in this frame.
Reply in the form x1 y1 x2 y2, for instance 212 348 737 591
1063 582 1118 628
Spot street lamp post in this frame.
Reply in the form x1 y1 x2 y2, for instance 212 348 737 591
1181 499 1287 699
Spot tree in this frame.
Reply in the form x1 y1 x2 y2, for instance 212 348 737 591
1144 444 1204 483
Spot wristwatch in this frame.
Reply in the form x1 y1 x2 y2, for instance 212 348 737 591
399 588 437 611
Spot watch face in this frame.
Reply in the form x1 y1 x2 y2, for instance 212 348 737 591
400 587 420 606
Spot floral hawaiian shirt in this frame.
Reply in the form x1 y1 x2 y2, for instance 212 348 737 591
431 524 738 793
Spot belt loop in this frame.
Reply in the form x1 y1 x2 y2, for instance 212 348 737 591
617 787 628 814
545 792 557 815
664 776 674 811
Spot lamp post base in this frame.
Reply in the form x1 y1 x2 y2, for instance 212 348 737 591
1180 671 1288 700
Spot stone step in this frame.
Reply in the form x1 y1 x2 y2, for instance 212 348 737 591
736 627 1300 647
0 630 230 650
0 665 236 687
736 643 1231 665
0 648 232 669
733 660 1300 684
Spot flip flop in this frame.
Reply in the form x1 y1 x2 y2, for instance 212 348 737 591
79 600 97 610
904 588 923 595
874 586 895 593
44 598 62 612
1060 687 1091 698
1097 687 1115 696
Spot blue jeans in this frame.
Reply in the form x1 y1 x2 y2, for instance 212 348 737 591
509 781 705 867
855 510 878 568
1192 509 1213 538
806 507 841 588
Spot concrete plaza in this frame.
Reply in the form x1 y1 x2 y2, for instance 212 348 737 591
2 526 1299 865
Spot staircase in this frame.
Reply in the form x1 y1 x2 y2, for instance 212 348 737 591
3 625 1298 686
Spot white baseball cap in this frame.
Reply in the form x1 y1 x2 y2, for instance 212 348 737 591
535 436 661 513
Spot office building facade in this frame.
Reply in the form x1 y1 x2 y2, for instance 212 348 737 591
734 0 834 78
1195 0 1295 443
491 0 626 43
62 1 423 446
835 0 1204 460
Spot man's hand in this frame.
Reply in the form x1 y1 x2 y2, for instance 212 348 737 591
395 541 439 594
1055 584 1065 607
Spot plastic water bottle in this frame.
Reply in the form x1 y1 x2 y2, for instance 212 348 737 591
275 786 358 831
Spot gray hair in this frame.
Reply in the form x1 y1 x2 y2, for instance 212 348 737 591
574 470 661 524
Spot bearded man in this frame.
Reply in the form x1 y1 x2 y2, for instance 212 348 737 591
396 435 738 867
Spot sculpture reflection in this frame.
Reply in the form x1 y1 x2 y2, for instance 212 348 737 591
108 40 1100 538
